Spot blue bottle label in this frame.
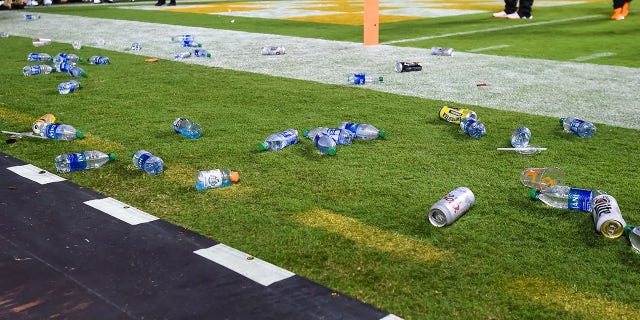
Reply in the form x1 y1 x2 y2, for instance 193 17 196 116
67 153 88 171
44 124 60 139
28 53 39 61
136 153 151 169
569 119 585 134
567 188 592 211
343 122 358 134
353 73 366 85
281 130 299 145
30 65 41 74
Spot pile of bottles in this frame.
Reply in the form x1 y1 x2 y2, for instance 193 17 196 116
171 34 212 60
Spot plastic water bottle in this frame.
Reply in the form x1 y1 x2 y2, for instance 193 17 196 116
624 225 640 253
88 56 110 65
520 167 565 190
130 42 141 51
32 114 56 134
55 150 116 173
24 14 41 21
57 80 81 95
171 34 194 43
560 116 596 138
38 123 84 140
530 185 606 212
460 118 486 139
302 127 353 145
181 40 202 48
261 46 286 55
347 73 384 85
193 49 211 58
174 51 192 60
0 32 8 38
511 126 531 148
27 53 51 62
172 118 202 139
23 65 54 76
53 53 82 64
195 169 239 190
338 122 386 140
259 128 299 151
314 132 337 155
68 65 87 78
54 61 75 73
132 150 164 175
431 46 454 56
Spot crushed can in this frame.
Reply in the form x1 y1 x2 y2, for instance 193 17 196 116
438 106 477 124
261 46 285 55
591 194 626 239
431 46 454 56
395 61 422 73
32 113 56 134
429 187 475 227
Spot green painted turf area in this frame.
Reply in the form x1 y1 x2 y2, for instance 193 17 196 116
3 2 640 319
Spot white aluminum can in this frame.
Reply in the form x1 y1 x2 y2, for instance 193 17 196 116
429 187 475 227
591 194 626 239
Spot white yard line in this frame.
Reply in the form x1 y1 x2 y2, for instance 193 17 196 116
3 12 640 130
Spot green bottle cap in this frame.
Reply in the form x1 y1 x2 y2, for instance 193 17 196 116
378 130 387 138
624 225 635 237
529 189 539 199
76 131 84 139
259 142 268 151
302 130 309 137
559 118 565 123
108 153 116 161
327 148 336 156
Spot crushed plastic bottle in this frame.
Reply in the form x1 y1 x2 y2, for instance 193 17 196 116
259 128 299 151
181 40 202 48
624 225 640 253
58 80 81 94
24 14 41 21
347 73 384 85
27 53 51 62
460 118 486 139
431 46 454 56
23 65 55 76
313 132 337 155
510 126 531 148
72 40 82 50
38 123 84 140
171 35 194 43
520 167 565 190
88 56 110 65
0 32 9 38
53 53 82 64
530 185 606 212
560 116 596 138
132 150 164 175
130 42 141 51
193 49 211 58
55 150 116 173
261 46 286 55
174 51 192 60
53 61 75 73
338 122 386 140
68 65 87 78
195 169 239 190
32 114 56 134
303 127 353 145
172 118 202 139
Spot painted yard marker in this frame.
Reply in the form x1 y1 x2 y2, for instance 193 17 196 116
7 164 66 184
84 197 159 225
468 44 510 53
364 0 379 45
571 52 616 62
194 244 295 286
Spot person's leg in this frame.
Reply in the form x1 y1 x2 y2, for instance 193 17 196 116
168 0 175 6
493 0 517 17
621 0 631 16
516 0 534 18
612 0 626 19
155 0 165 6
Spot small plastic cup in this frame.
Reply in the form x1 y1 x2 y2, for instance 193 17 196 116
520 167 565 190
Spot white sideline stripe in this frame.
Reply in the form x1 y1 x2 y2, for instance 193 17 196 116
468 44 510 53
571 52 616 62
7 165 66 184
381 15 603 44
380 314 405 320
194 244 295 286
84 198 159 225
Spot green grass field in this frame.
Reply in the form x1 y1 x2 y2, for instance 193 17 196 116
2 1 640 319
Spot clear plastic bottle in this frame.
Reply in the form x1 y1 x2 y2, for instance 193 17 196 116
460 118 486 139
313 132 337 156
88 56 110 65
27 53 51 62
58 80 81 95
259 128 299 151
24 14 41 21
560 116 596 138
38 123 84 140
130 42 141 51
132 150 164 175
338 122 386 140
193 49 211 58
172 118 202 139
53 61 75 73
195 169 239 190
347 73 384 85
520 167 565 190
32 114 56 134
624 225 640 253
510 126 531 148
55 150 116 173
0 32 8 38
174 51 192 60
23 65 54 76
181 40 202 48
303 127 353 145
171 34 194 43
68 65 87 78
530 185 606 212
431 46 454 56
261 46 286 55
53 53 82 64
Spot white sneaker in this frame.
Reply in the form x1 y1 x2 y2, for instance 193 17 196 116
506 12 521 19
493 11 508 18
93 0 101 3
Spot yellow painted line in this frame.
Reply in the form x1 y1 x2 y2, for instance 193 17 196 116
292 209 449 263
506 277 639 319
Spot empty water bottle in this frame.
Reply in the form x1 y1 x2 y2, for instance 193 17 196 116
624 225 640 253
27 53 51 62
338 122 386 140
54 61 75 73
259 128 299 151
23 65 54 76
193 49 211 58
58 80 81 95
32 114 56 134
53 53 82 64
68 65 87 78
38 123 84 140
174 51 191 60
88 56 110 65
195 169 239 190
0 32 8 38
431 46 454 56
171 34 194 43
55 150 116 173
130 42 141 51
530 185 606 212
172 118 202 139
24 14 41 21
347 73 384 85
520 167 565 190
460 118 486 139
181 40 202 48
560 116 596 138
303 127 353 145
510 126 531 148
261 46 286 55
132 150 164 175
314 132 337 155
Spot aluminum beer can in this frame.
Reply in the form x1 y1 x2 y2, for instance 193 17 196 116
395 61 422 73
431 46 454 56
438 106 477 124
429 187 475 227
591 194 626 238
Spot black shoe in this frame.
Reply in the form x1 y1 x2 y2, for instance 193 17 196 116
168 0 175 5
154 0 165 5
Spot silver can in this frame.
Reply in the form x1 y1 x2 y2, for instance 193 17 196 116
591 194 626 238
431 46 454 57
429 187 475 227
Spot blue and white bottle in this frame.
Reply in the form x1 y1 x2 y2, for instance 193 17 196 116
172 118 202 139
460 118 486 139
23 65 54 76
510 126 531 148
193 49 211 58
132 150 164 175
55 150 115 173
38 123 84 140
338 122 386 140
314 132 337 155
58 80 81 94
530 186 606 212
259 129 299 151
88 56 110 65
560 116 596 138
27 53 51 62
303 127 353 145
68 65 86 78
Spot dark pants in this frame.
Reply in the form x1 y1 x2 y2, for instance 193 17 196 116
613 0 630 9
504 0 534 17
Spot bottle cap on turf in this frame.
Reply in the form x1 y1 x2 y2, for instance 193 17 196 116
108 153 116 161
230 171 239 183
76 131 84 139
378 130 387 138
529 189 539 199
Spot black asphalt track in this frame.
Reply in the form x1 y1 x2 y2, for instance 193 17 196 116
0 152 395 320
